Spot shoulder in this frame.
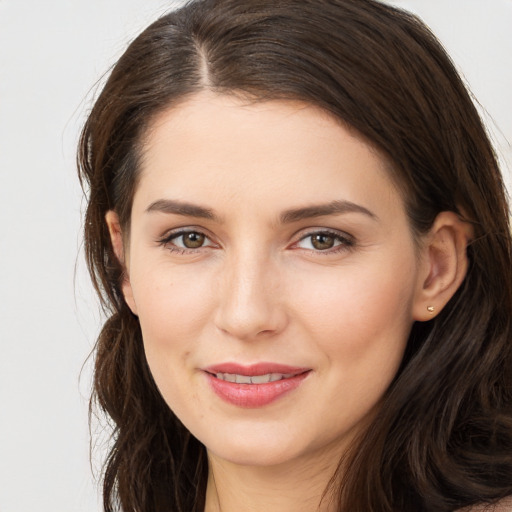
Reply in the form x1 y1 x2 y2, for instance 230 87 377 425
459 496 512 512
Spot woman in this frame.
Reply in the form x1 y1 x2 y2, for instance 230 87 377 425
78 0 512 510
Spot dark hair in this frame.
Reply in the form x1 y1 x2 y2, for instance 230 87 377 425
78 0 512 510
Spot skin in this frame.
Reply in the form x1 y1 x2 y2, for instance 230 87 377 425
106 91 472 511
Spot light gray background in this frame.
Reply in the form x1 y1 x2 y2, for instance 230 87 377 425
0 1 510 511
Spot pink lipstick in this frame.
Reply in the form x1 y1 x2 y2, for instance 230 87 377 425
203 363 310 408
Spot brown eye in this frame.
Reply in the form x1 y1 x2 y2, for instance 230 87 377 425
310 233 335 250
295 230 353 253
182 232 206 248
159 229 215 252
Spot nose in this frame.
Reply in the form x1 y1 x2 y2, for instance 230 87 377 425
213 251 288 341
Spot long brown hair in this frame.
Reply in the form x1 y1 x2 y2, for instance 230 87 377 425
78 1 512 510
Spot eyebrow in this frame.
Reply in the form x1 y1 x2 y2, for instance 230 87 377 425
279 200 377 223
146 199 219 221
145 198 377 223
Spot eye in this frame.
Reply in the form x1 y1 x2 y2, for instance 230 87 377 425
295 230 354 252
158 229 215 252
177 231 207 249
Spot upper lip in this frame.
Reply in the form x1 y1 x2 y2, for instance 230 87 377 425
203 362 310 376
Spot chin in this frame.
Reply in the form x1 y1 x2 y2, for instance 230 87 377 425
208 442 298 468
198 424 303 467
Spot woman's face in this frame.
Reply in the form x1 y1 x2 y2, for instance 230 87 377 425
117 92 426 469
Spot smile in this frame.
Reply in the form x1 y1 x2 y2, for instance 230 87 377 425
203 363 311 408
213 372 295 384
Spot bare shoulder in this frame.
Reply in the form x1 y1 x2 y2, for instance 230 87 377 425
459 496 512 512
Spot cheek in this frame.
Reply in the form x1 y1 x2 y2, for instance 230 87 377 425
288 261 416 429
288 256 416 365
128 263 216 388
132 261 215 333
128 266 216 422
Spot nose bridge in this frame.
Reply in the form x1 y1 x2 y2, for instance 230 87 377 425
214 244 285 340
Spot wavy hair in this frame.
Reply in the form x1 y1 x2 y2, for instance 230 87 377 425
78 0 512 510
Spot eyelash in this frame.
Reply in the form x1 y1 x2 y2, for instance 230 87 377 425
293 229 355 255
157 228 355 255
157 228 216 255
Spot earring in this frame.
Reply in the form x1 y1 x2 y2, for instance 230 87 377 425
427 306 435 313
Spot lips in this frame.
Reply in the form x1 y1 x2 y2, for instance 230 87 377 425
203 363 311 408
214 372 295 384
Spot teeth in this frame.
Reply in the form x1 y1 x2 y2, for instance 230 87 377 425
214 372 294 384
250 374 271 384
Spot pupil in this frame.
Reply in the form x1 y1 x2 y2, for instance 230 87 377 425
184 232 205 248
312 234 334 250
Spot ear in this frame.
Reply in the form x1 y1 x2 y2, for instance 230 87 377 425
105 210 138 315
413 211 473 321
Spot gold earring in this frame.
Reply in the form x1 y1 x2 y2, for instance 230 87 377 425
427 306 435 313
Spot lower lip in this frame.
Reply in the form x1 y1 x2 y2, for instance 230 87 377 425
205 372 310 408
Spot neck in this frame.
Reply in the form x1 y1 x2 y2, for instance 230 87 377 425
204 446 344 512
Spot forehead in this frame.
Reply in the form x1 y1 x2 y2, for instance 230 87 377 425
134 91 401 217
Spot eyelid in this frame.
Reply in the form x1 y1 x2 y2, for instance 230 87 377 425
294 227 354 242
157 227 217 250
291 227 355 252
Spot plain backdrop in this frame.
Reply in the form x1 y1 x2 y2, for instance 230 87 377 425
0 1 510 511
